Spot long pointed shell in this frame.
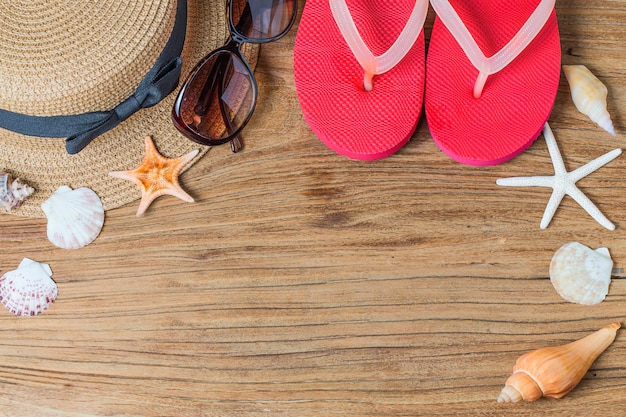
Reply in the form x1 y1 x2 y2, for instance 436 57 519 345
0 258 57 316
549 242 613 305
41 185 105 249
0 172 34 211
563 65 616 136
498 322 621 403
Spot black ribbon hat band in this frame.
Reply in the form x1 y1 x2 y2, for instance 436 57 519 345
0 0 187 154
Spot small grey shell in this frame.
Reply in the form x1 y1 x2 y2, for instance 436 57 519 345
0 172 34 211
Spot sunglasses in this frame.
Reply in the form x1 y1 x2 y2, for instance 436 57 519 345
172 0 298 152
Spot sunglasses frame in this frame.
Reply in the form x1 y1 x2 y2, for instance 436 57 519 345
172 0 298 152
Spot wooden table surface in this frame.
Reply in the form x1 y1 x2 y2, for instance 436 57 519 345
2 1 625 416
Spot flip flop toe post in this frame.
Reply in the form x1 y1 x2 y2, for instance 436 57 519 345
426 0 561 166
294 0 428 161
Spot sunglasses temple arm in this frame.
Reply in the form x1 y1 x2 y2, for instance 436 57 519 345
229 137 242 153
216 61 242 153
194 53 231 116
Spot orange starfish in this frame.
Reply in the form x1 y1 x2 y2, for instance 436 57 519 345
109 136 199 216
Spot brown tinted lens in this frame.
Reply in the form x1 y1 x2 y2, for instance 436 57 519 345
177 51 254 141
231 0 296 41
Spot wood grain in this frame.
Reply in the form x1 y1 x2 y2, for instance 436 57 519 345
1 1 625 415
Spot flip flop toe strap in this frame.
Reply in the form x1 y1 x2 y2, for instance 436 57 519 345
330 0 428 91
430 0 555 98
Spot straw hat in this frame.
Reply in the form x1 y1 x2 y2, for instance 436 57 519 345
0 0 258 218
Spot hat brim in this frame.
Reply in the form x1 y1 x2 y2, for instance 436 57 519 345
0 0 258 218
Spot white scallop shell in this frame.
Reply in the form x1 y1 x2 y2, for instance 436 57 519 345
41 185 105 249
0 258 57 316
563 65 616 136
0 172 34 211
549 242 613 305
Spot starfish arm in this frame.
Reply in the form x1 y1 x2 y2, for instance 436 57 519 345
179 149 200 166
136 189 163 217
565 184 615 230
109 170 142 185
540 188 566 229
496 176 555 188
134 184 194 217
569 148 622 183
543 123 568 176
165 183 195 203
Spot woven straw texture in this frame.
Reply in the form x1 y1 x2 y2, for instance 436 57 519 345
0 0 258 218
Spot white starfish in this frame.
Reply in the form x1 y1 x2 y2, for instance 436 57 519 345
496 123 622 230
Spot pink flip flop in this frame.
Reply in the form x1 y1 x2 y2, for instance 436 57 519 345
294 0 428 161
426 0 561 166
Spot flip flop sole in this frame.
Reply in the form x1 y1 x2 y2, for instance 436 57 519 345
425 0 561 166
294 0 425 161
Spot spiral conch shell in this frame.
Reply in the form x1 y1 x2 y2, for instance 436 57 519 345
0 172 34 211
563 65 616 136
549 242 613 305
41 185 104 249
497 322 621 403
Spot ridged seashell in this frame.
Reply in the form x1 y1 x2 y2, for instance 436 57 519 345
0 172 34 211
0 258 57 316
498 322 621 403
563 65 616 136
41 185 104 249
549 242 613 305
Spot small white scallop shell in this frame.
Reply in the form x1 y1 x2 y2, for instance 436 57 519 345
0 172 34 211
549 242 612 305
41 185 105 249
0 258 57 316
563 65 616 136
